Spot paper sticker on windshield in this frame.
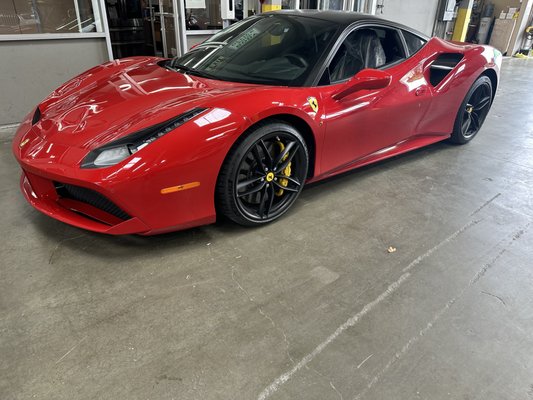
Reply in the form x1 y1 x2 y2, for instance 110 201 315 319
307 96 318 113
228 27 260 50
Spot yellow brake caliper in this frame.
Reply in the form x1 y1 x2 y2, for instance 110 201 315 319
275 140 292 197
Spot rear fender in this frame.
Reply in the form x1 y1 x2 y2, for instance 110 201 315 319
418 38 497 135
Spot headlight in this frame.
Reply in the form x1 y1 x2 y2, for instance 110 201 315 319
81 108 207 169
92 146 131 167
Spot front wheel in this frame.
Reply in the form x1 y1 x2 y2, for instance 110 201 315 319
216 121 309 226
450 75 493 144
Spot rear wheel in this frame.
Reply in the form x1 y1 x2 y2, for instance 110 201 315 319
450 75 493 144
216 121 309 226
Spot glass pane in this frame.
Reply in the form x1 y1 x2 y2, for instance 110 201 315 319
328 28 396 84
160 0 174 10
353 0 367 12
0 0 102 34
185 0 222 30
244 0 257 17
163 15 178 56
234 0 244 20
300 0 318 9
107 0 154 58
403 30 426 55
282 0 298 9
319 0 343 11
171 15 339 86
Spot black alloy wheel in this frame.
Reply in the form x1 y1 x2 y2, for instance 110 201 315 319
450 75 493 144
217 121 309 226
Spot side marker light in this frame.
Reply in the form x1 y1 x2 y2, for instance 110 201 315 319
160 182 200 194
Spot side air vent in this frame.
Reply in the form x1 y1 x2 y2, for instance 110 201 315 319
32 107 41 125
428 53 464 87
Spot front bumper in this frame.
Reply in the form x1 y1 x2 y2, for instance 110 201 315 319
12 119 218 236
20 171 151 235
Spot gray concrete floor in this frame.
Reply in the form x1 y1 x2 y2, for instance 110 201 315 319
1 58 533 400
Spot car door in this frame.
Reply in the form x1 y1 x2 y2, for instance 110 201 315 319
319 25 433 175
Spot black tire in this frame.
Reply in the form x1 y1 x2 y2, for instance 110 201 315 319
216 121 309 226
450 75 493 144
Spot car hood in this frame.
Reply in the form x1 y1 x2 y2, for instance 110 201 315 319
35 57 256 149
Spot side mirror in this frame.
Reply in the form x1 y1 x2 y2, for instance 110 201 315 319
333 69 392 101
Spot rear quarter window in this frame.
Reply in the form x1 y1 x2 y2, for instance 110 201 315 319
402 30 426 56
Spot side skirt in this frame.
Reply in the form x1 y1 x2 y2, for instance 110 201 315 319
309 133 450 183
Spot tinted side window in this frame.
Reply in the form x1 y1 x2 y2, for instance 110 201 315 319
402 30 426 55
375 28 406 64
323 27 406 85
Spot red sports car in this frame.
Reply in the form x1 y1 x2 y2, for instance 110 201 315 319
12 11 502 235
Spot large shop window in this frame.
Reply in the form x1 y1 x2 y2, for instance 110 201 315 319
185 0 223 30
0 0 103 34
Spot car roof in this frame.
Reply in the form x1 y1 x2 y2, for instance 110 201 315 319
265 10 429 39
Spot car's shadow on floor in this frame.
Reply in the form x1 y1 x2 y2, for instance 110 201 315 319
32 140 455 261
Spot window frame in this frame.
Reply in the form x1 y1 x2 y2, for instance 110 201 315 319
0 32 107 41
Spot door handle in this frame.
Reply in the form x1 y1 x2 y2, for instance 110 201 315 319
415 87 427 96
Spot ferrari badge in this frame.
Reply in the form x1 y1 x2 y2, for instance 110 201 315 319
19 138 30 148
307 97 319 113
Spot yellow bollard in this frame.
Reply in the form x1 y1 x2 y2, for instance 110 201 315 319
452 0 474 42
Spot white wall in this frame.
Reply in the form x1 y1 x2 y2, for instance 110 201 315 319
377 0 440 36
0 38 108 125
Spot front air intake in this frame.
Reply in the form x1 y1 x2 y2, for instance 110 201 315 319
54 182 131 221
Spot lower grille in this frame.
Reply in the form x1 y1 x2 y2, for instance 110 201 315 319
54 182 131 221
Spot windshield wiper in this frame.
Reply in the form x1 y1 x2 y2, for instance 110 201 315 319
195 41 226 48
167 62 215 79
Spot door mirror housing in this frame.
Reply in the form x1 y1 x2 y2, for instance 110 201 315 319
333 69 392 100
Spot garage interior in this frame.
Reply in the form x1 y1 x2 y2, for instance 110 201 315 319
1 0 533 399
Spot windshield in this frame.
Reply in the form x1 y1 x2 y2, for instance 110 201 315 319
169 14 339 86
